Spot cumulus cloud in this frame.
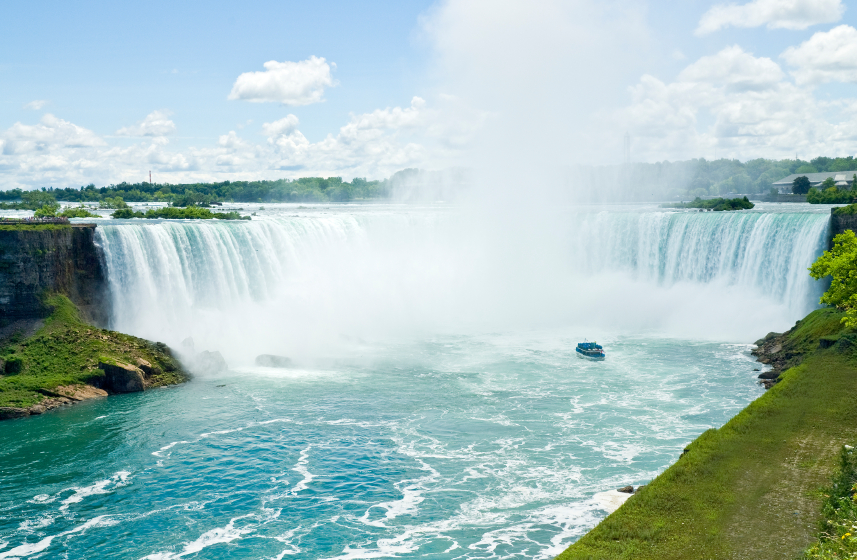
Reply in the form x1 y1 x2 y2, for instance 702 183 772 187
615 45 857 161
115 110 177 137
23 100 48 110
782 25 857 84
228 56 336 105
696 0 845 35
0 96 463 188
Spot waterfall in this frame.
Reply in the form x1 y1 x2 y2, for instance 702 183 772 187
95 207 830 362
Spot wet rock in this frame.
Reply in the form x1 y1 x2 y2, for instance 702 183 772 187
255 354 293 368
135 357 161 377
752 368 760 371
194 350 228 373
0 407 29 419
98 360 145 393
617 485 634 493
758 370 780 380
29 405 45 415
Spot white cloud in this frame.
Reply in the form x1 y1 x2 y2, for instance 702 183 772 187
23 100 48 110
782 25 857 84
678 45 784 91
261 114 300 137
0 96 466 188
115 110 177 137
616 45 857 161
696 0 844 35
228 56 336 105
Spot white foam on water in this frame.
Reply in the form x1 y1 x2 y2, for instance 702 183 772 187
59 472 131 512
152 441 189 458
359 460 439 528
0 516 119 559
592 490 632 513
290 446 314 496
141 515 255 560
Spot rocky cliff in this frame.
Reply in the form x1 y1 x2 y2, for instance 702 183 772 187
829 209 857 248
0 224 108 326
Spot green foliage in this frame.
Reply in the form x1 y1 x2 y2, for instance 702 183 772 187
33 203 60 218
59 206 99 218
803 446 857 559
662 196 754 211
822 177 838 190
559 308 857 559
0 294 187 408
794 175 812 194
808 187 856 204
99 196 128 209
111 206 250 220
797 165 820 174
809 230 857 328
4 176 391 205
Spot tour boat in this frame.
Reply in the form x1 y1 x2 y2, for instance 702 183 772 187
576 340 605 360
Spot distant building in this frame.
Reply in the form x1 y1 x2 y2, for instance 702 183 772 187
772 171 857 194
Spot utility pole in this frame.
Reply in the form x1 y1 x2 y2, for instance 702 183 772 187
149 170 152 185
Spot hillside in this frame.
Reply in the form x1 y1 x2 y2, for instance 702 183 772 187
557 308 857 559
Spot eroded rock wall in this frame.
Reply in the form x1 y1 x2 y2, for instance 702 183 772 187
0 224 108 325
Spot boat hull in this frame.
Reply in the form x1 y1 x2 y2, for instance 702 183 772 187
576 348 605 360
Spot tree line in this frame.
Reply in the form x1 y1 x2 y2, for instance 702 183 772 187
0 177 392 206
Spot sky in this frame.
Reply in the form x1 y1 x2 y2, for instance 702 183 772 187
2 0 857 189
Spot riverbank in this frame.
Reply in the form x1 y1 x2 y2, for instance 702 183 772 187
557 308 857 559
0 294 188 420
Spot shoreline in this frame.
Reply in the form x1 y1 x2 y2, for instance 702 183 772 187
557 307 856 559
0 295 189 421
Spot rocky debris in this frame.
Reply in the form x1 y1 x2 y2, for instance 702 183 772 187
135 357 162 377
0 407 29 420
193 350 228 373
617 485 634 493
255 354 292 368
754 332 783 346
98 360 145 393
29 405 45 415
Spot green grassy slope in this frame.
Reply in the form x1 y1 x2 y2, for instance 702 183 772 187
558 309 857 560
0 294 186 408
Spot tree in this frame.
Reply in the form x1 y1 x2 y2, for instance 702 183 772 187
793 175 811 194
810 230 857 328
822 177 837 190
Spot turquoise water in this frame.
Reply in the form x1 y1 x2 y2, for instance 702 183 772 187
0 334 762 559
0 203 831 558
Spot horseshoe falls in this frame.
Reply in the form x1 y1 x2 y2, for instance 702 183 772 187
0 204 831 559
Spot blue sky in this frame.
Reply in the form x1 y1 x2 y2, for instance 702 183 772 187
2 0 857 188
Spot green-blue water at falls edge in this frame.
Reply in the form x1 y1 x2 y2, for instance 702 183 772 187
0 204 833 558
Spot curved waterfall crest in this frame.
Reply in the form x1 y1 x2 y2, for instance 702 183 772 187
95 208 830 354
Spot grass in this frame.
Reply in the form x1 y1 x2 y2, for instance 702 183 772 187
0 224 71 231
557 308 857 560
0 294 187 408
803 446 857 559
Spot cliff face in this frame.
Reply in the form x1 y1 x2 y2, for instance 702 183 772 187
0 224 109 326
829 209 857 247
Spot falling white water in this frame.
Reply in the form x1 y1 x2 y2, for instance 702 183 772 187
94 204 829 365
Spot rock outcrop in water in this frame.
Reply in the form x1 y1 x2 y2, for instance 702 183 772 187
255 354 292 368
